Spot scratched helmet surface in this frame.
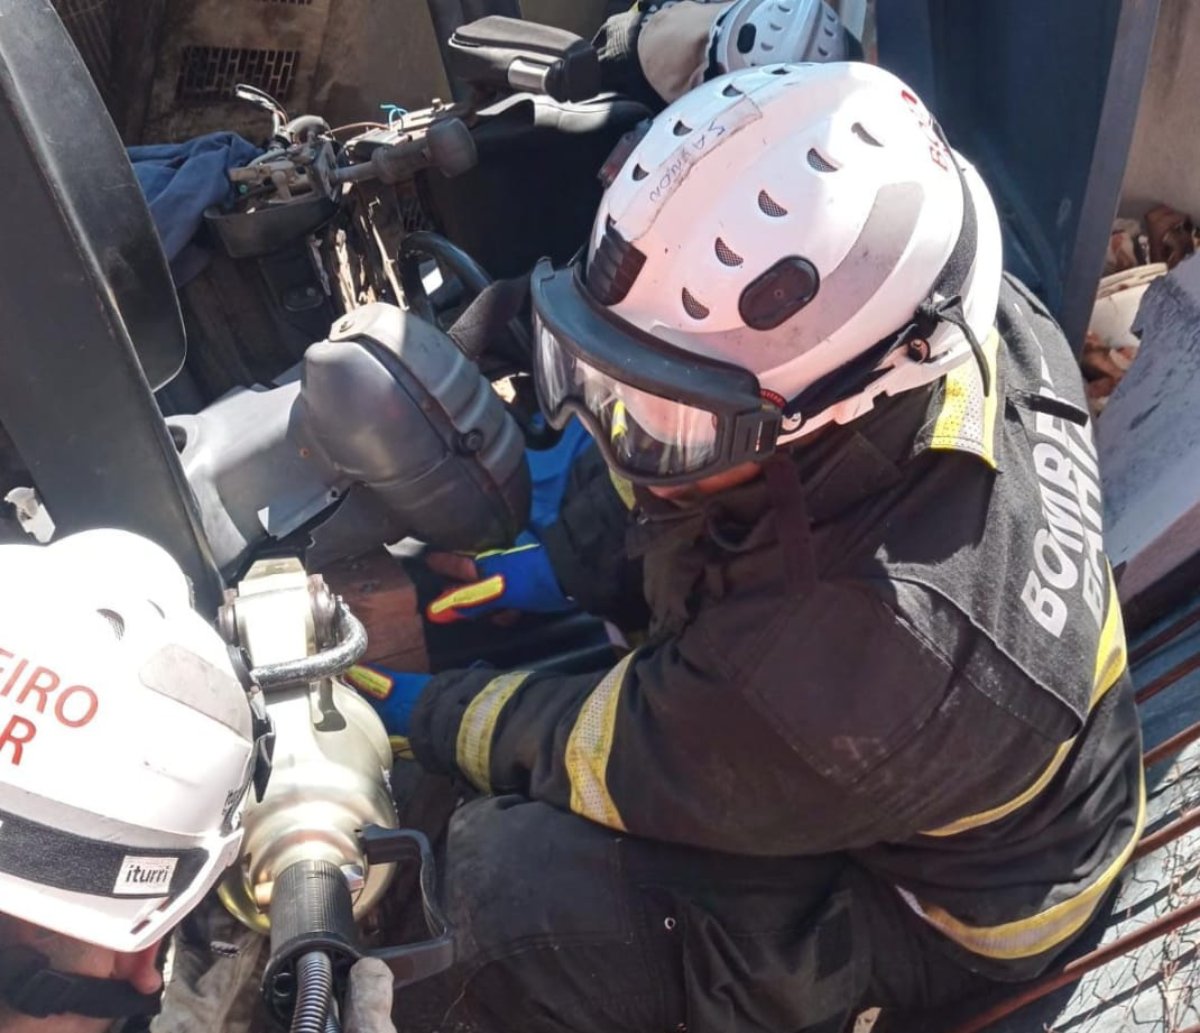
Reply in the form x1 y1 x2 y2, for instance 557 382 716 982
588 61 1003 442
0 530 255 952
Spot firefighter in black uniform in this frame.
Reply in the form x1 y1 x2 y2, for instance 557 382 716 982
377 62 1144 1032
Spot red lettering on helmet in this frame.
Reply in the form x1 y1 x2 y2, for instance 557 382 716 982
0 646 101 764
0 715 36 766
55 686 99 729
18 666 59 713
0 657 27 696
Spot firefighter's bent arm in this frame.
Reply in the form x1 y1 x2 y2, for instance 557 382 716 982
409 579 1060 856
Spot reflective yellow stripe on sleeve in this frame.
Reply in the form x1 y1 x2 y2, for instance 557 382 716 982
564 652 637 831
455 671 533 793
922 564 1127 838
929 328 1001 469
903 768 1146 960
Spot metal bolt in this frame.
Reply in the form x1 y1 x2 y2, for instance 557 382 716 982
458 429 485 455
907 337 932 362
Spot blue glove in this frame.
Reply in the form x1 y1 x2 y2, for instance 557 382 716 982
425 532 571 624
344 665 431 744
423 418 592 624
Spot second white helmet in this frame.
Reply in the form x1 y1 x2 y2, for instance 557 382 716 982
708 0 851 75
0 530 261 953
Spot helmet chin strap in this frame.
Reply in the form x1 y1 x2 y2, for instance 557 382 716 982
0 947 161 1021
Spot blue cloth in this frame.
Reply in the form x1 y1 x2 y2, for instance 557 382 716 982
128 132 261 283
527 417 597 532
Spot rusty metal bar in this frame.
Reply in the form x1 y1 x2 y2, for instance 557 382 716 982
1131 608 1200 665
1144 721 1200 769
1131 807 1200 863
1136 652 1200 705
948 898 1200 1033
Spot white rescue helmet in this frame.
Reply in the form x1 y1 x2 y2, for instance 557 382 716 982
708 0 851 75
530 62 1003 484
0 530 258 953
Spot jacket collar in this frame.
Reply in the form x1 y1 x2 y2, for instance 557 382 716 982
630 328 1002 533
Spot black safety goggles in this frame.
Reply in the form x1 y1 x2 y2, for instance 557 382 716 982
530 259 784 485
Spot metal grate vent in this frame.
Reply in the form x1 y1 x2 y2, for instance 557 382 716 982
681 288 710 320
715 238 744 267
807 149 837 173
757 190 789 218
176 46 300 102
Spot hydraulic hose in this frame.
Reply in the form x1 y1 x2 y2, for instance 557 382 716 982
290 952 334 1033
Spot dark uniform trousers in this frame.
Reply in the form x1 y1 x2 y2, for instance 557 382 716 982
395 792 1002 1033
402 277 1142 1033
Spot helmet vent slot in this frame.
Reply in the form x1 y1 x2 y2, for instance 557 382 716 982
673 120 693 137
723 83 744 97
851 122 883 147
715 238 745 266
632 164 649 181
682 288 711 320
769 66 790 75
758 190 789 217
97 609 125 640
769 22 784 31
817 45 829 57
806 149 837 173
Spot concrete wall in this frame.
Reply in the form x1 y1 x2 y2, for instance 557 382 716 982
310 0 450 128
131 0 609 143
1120 0 1200 218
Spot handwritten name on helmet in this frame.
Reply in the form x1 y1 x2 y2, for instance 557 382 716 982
0 647 100 766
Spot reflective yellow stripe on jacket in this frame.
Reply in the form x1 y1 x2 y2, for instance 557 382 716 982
564 652 636 831
903 771 1146 960
908 564 1141 959
929 328 1001 469
922 564 1127 838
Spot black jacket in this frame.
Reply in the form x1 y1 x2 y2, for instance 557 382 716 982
411 275 1144 974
